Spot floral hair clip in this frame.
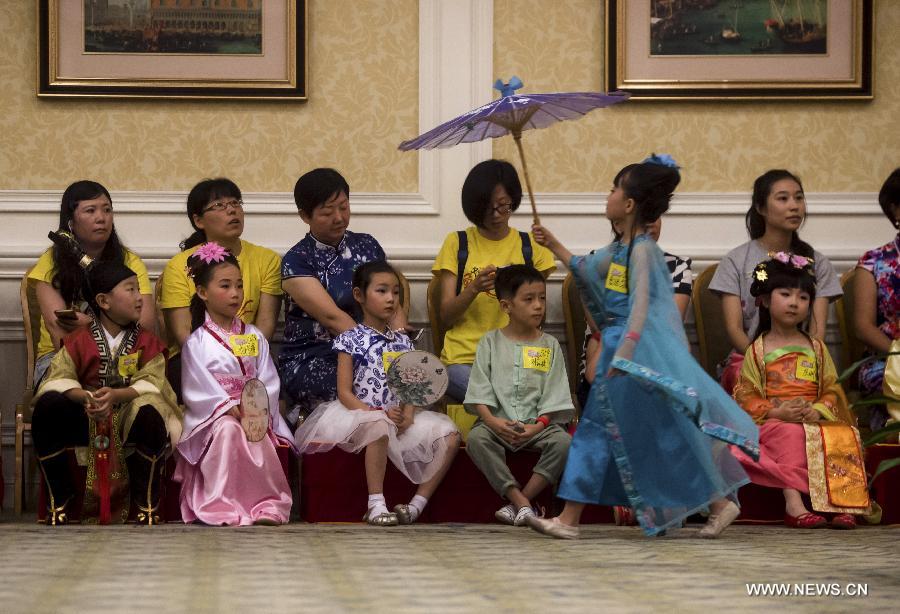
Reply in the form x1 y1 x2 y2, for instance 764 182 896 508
642 153 680 170
194 242 230 264
768 251 814 270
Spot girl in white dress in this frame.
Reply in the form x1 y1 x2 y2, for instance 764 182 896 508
294 261 460 525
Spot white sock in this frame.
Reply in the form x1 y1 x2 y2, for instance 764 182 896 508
407 494 429 521
367 494 388 516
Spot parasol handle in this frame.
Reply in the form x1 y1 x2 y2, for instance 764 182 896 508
512 131 540 226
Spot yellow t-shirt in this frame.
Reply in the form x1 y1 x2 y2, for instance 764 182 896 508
28 247 152 359
431 227 556 365
159 239 282 356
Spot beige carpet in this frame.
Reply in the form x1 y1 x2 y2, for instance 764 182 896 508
0 520 894 613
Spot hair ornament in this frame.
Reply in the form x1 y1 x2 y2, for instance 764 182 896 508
768 251 814 270
642 153 680 170
193 242 229 265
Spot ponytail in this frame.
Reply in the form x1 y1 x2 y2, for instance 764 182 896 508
189 294 207 332
180 229 207 251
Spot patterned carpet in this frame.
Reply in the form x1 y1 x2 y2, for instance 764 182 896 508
0 519 894 613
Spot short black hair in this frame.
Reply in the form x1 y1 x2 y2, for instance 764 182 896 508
294 168 350 216
352 260 399 294
494 264 545 301
461 159 522 227
879 168 900 228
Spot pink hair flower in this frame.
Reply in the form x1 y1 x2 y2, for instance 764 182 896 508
772 251 791 264
194 242 229 264
790 255 810 268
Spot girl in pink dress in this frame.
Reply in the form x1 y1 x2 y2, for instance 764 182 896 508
174 243 295 525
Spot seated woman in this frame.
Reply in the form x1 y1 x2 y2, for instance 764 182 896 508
159 178 282 399
854 168 900 429
30 180 154 385
432 159 556 401
279 168 405 423
709 170 841 393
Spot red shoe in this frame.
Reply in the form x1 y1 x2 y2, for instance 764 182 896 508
830 514 857 530
784 512 827 528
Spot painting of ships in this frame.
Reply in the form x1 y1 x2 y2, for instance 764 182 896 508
766 0 827 53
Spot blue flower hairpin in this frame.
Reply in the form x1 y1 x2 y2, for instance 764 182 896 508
643 153 680 169
493 76 524 98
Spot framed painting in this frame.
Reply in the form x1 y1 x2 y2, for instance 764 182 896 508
605 0 873 100
38 0 307 100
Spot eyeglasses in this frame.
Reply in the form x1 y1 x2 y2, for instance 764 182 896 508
489 203 513 216
203 199 243 213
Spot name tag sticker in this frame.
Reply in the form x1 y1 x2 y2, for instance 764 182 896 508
229 334 259 357
383 351 404 372
117 352 140 378
795 356 817 382
605 263 628 293
523 346 551 372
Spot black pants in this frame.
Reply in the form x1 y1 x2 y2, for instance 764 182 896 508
32 391 168 511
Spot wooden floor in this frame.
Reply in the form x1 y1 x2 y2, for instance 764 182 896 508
0 515 894 613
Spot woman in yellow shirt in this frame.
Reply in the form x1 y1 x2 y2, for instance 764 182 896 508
432 160 556 401
159 178 282 399
29 180 154 385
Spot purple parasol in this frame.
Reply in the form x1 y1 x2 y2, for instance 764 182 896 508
399 77 630 223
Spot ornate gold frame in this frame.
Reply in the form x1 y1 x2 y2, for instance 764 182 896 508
605 0 873 101
38 0 307 100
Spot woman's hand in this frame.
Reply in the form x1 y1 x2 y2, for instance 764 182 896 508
57 310 92 333
470 265 498 295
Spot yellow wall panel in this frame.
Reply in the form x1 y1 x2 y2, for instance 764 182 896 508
493 0 900 193
0 0 419 193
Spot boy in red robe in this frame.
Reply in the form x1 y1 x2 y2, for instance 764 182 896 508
32 261 182 524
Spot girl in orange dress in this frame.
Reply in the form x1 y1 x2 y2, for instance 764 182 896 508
731 254 870 529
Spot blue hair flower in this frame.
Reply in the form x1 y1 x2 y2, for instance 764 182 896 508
493 76 524 98
643 153 680 169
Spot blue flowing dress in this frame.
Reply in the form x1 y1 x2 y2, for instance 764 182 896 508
558 235 760 536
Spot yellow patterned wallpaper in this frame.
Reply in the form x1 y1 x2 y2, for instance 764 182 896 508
494 0 900 193
0 0 419 192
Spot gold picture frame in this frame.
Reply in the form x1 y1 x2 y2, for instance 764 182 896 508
605 0 873 101
38 0 307 100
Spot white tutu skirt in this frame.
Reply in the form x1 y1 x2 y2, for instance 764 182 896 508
294 400 459 484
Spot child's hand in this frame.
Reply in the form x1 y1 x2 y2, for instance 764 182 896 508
228 405 242 419
486 415 520 444
512 422 543 445
89 387 118 419
531 224 557 249
768 399 805 423
800 404 821 422
387 406 404 425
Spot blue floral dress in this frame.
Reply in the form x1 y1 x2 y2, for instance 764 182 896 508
857 234 900 394
333 325 414 409
559 235 759 536
278 231 385 414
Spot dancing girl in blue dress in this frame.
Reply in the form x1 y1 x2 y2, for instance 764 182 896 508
528 155 760 539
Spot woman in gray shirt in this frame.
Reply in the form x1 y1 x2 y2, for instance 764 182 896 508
709 170 842 392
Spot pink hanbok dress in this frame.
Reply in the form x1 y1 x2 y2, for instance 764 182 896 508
175 315 295 525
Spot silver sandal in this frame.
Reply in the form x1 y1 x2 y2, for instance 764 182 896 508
393 503 416 525
363 508 398 526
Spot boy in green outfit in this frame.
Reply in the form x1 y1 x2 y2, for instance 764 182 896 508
464 264 573 526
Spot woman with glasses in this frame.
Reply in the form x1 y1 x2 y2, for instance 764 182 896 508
159 178 282 399
29 180 155 385
432 159 556 401
279 168 405 424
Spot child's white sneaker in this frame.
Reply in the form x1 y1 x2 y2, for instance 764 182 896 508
513 506 536 526
494 503 517 525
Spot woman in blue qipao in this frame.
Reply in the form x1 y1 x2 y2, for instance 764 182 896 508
279 168 407 424
528 156 760 539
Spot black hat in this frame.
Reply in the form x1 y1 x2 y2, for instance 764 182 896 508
85 261 137 315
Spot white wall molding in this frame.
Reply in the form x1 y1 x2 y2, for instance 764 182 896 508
0 189 879 217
